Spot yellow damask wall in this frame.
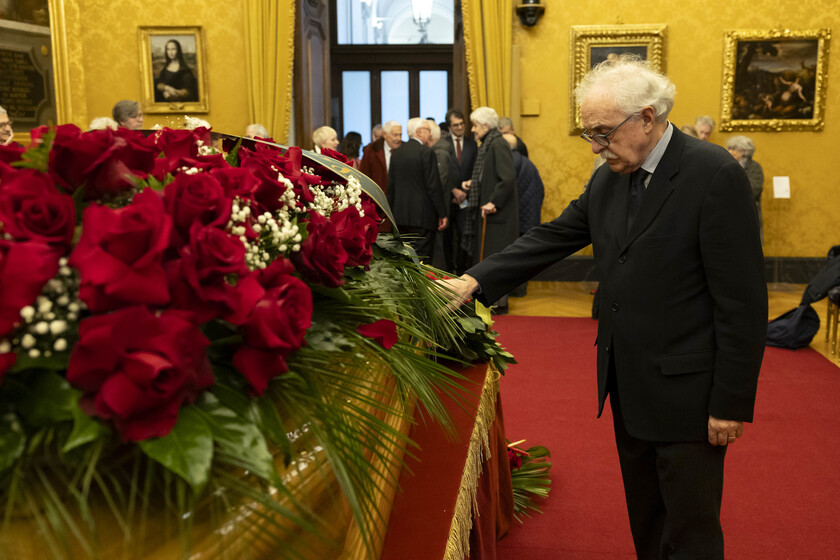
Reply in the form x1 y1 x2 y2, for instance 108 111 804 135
58 0 249 135
514 2 838 257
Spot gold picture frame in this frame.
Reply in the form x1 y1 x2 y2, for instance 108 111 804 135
569 24 668 135
138 26 209 114
720 28 830 132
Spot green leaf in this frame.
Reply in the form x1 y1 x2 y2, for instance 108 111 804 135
139 406 213 495
9 351 71 373
11 127 55 172
13 370 78 426
251 395 294 467
62 404 107 453
0 413 26 473
194 393 279 484
225 137 243 167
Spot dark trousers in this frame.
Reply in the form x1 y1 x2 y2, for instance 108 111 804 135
443 204 472 274
399 225 435 265
608 373 726 560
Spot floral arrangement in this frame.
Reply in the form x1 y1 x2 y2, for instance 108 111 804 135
0 124 514 558
508 439 552 523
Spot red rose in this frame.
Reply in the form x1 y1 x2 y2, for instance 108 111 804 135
66 306 214 441
151 153 228 182
163 171 232 248
291 212 348 287
0 240 60 336
0 168 75 248
48 125 157 199
331 205 378 269
0 143 24 165
233 259 312 395
356 319 398 349
508 448 523 470
319 147 350 165
210 166 261 201
239 148 299 214
153 127 212 159
70 189 172 312
167 224 264 324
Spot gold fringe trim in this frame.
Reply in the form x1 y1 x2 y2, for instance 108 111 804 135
461 0 480 110
444 364 501 560
280 0 297 145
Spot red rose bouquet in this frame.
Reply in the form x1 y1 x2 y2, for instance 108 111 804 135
0 124 515 558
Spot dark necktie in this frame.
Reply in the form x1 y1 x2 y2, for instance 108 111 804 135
455 137 462 163
627 169 649 232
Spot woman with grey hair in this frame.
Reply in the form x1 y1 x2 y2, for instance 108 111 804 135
111 100 144 130
462 106 517 311
311 125 338 153
727 135 764 243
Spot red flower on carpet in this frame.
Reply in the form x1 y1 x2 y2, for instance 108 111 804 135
356 319 398 350
167 224 264 324
163 171 232 248
0 239 60 337
291 212 348 287
233 259 312 395
70 188 172 312
66 306 214 441
0 167 75 248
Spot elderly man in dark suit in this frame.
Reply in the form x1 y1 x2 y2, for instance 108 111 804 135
445 108 478 274
386 118 447 263
360 120 401 232
443 57 767 559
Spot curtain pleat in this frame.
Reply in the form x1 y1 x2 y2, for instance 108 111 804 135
462 0 512 116
245 0 296 143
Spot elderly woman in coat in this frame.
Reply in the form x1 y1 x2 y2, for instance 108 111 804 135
727 135 764 244
460 106 518 311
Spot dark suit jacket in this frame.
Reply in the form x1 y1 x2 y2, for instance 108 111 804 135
467 126 767 442
449 134 478 186
359 137 388 193
386 138 446 230
473 133 518 259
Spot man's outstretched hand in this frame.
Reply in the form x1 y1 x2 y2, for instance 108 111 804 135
439 274 479 312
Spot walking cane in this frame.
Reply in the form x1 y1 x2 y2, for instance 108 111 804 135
479 215 488 262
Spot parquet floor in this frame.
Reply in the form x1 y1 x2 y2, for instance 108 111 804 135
506 281 838 366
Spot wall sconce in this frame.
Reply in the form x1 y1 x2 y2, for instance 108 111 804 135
516 0 545 27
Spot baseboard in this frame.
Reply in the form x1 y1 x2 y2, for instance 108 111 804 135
533 256 827 285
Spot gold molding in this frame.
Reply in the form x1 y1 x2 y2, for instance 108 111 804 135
720 28 831 132
569 24 668 135
138 26 210 114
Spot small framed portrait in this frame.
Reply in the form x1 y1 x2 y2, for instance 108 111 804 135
138 26 209 113
569 24 668 135
720 29 830 132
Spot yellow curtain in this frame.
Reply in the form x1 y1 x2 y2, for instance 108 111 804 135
244 0 296 143
462 0 513 116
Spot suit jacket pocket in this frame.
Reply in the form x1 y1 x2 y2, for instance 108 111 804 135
659 349 715 376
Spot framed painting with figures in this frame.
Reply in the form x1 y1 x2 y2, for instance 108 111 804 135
569 24 668 135
138 26 209 113
720 29 830 132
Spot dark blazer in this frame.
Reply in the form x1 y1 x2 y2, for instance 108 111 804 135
359 137 388 193
449 134 478 186
386 139 446 230
472 133 518 260
467 127 767 442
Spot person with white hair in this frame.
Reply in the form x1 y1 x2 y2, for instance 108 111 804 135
245 123 269 139
694 115 715 141
442 56 766 559
311 125 338 153
727 135 764 243
0 106 15 146
386 117 447 263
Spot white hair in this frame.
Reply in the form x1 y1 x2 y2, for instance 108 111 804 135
383 120 401 135
312 125 336 148
89 117 118 131
0 105 6 116
470 106 499 129
726 135 756 158
695 115 715 130
498 116 513 131
428 119 441 142
576 55 676 122
245 123 269 138
407 117 428 138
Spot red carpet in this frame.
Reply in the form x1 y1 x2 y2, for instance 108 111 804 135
492 315 840 559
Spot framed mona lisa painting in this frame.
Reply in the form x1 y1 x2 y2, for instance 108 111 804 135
138 26 209 113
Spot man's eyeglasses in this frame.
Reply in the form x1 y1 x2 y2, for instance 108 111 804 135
0 121 12 129
580 113 636 147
